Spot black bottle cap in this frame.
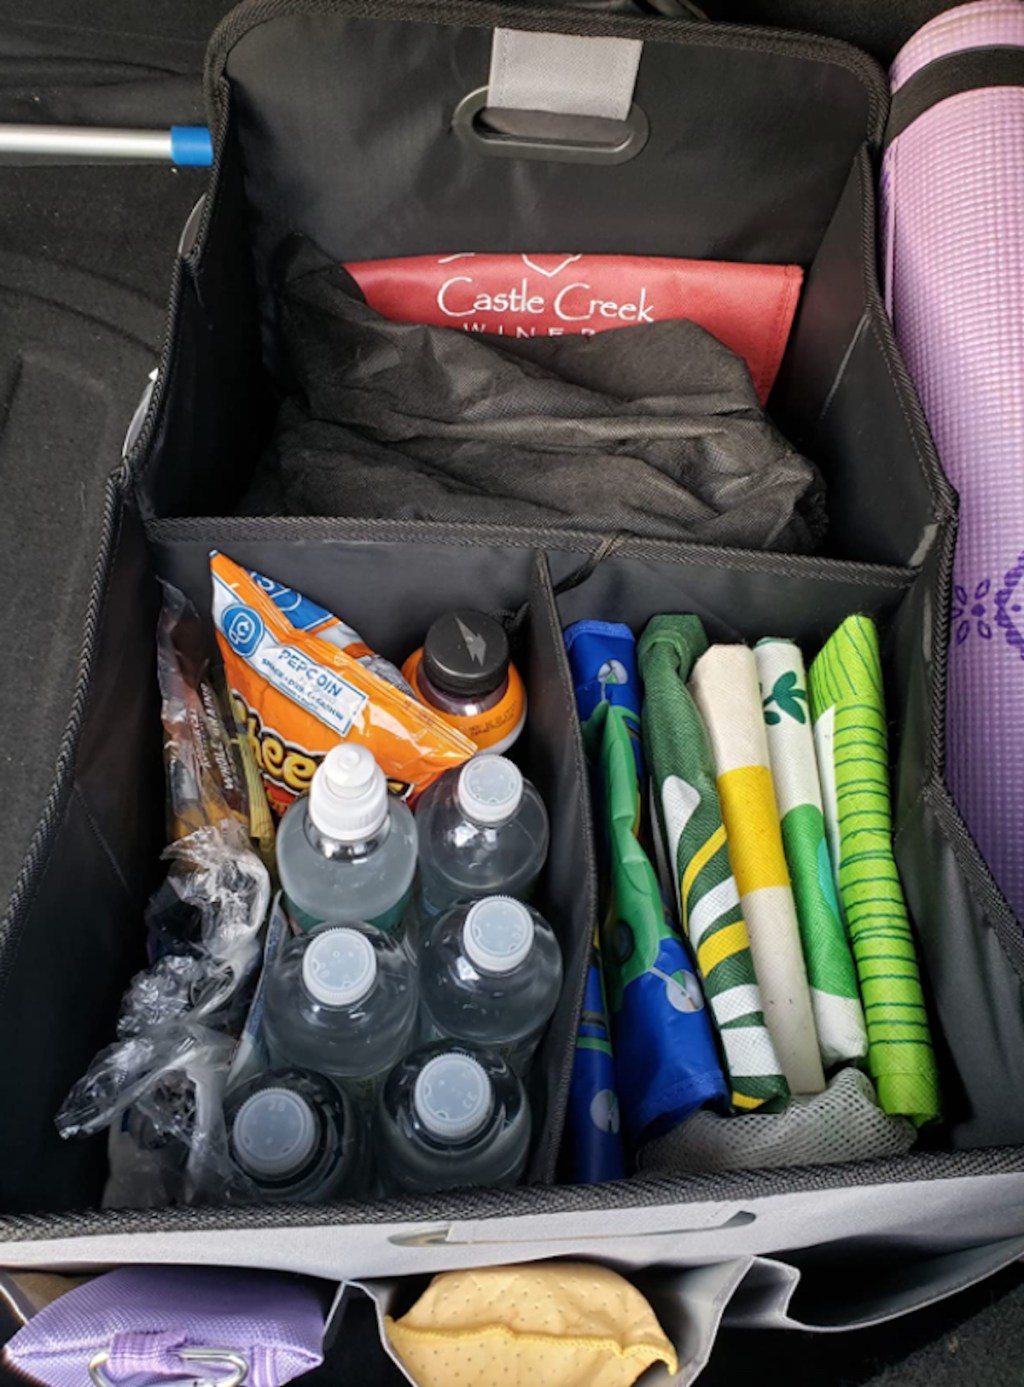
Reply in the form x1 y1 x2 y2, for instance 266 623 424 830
422 610 510 698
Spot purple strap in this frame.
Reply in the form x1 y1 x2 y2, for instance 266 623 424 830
107 1333 191 1382
3 1267 327 1387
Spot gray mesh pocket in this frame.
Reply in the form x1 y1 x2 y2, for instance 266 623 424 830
639 1069 916 1175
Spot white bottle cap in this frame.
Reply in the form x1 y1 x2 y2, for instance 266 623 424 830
232 1088 318 1180
463 897 534 974
457 755 523 826
414 1053 493 1143
303 927 378 1007
309 744 389 843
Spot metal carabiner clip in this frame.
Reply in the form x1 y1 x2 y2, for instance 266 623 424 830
89 1347 250 1387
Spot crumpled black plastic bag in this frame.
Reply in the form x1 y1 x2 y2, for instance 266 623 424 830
243 243 826 553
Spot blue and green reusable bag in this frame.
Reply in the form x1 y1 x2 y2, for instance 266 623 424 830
564 620 645 776
564 621 637 1179
566 927 626 1183
585 700 729 1145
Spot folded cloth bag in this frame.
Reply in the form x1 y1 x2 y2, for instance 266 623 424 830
882 0 1024 920
384 1263 678 1387
584 700 730 1147
3 1266 328 1387
638 616 789 1111
690 645 825 1095
563 621 638 1183
566 926 626 1184
808 615 941 1125
241 242 826 553
639 1067 916 1176
343 251 803 403
754 638 868 1068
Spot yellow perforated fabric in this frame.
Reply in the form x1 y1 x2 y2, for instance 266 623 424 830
384 1262 677 1387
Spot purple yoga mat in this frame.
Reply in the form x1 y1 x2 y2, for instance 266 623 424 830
881 0 1024 923
3 1266 327 1387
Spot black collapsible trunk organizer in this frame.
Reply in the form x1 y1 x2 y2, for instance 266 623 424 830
1 0 1022 1252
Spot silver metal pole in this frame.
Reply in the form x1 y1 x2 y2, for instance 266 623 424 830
0 124 173 161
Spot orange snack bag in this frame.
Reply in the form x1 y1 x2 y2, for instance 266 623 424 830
210 552 474 814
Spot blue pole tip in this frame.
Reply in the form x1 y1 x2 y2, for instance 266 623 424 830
169 125 214 167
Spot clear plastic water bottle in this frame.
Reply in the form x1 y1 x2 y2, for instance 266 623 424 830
418 897 563 1072
377 1042 531 1194
225 1068 362 1203
262 924 418 1101
415 755 549 920
276 744 418 934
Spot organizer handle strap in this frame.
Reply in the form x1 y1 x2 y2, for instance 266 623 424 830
489 27 643 120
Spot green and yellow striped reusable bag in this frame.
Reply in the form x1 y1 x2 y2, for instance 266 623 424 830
639 615 789 1111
